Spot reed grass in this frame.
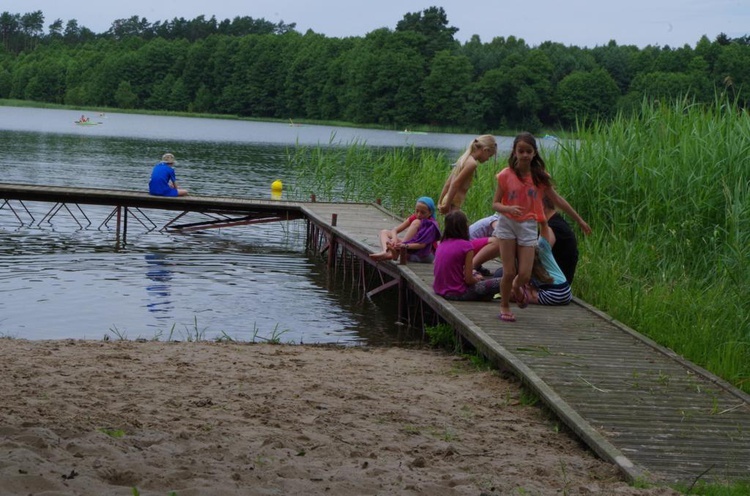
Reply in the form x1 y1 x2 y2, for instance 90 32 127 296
555 96 749 391
104 319 292 344
424 323 460 352
682 481 750 495
288 96 750 393
286 137 495 219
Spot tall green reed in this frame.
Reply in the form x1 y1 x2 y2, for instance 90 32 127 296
554 96 749 390
286 138 501 222
287 138 459 218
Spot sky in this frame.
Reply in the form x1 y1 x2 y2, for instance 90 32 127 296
3 0 749 48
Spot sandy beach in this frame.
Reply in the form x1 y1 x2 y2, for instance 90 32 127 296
0 340 678 495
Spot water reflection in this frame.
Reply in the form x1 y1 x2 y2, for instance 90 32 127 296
0 211 421 345
144 253 173 316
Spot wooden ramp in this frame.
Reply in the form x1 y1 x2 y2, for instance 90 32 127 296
302 202 750 486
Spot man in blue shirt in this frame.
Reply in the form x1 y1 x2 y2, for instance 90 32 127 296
149 153 188 197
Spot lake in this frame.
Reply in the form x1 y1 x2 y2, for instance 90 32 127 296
0 106 489 344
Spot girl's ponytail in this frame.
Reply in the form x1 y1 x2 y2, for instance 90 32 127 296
454 135 496 177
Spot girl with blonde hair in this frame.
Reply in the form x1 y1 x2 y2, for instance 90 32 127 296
437 135 496 215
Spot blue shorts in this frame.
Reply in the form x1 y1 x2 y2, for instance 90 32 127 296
149 188 179 197
493 216 538 247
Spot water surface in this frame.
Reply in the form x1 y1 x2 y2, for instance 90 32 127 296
1 107 477 343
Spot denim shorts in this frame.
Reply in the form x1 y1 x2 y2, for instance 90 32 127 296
493 216 538 247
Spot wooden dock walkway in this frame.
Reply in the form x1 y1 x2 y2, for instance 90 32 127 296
304 201 750 487
2 183 749 486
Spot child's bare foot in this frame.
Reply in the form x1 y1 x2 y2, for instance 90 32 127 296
369 252 393 261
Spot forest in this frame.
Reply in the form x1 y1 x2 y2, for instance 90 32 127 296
1 7 749 132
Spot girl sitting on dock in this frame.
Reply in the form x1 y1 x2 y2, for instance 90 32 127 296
370 197 441 263
524 221 573 305
433 211 501 301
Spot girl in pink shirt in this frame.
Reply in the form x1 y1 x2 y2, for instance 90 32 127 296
433 211 501 301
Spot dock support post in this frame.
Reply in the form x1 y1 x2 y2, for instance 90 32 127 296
397 280 405 324
305 218 311 252
115 206 122 250
327 235 336 268
123 207 128 246
327 214 338 269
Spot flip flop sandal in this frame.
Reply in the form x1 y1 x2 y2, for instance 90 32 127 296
498 312 516 322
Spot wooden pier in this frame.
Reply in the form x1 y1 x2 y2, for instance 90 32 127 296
1 183 749 487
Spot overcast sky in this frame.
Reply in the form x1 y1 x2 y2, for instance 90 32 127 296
4 0 748 48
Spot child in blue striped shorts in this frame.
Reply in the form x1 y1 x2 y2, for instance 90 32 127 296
526 222 572 305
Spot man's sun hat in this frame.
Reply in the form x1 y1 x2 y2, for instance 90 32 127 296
162 153 176 164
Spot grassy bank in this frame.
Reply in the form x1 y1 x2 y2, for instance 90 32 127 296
287 97 750 394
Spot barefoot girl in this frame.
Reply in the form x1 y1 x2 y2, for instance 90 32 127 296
370 197 441 263
437 135 497 215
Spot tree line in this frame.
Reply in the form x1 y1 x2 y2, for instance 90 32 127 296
1 7 748 132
